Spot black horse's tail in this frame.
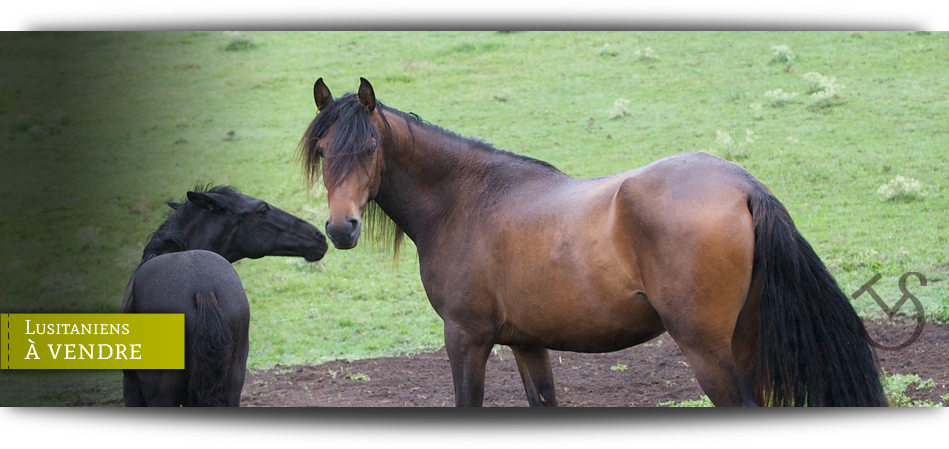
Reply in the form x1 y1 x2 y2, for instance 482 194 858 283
188 291 234 407
748 188 886 406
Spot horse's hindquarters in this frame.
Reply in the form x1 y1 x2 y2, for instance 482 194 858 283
125 250 249 406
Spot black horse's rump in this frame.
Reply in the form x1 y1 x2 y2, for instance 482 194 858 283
122 250 249 407
189 291 235 407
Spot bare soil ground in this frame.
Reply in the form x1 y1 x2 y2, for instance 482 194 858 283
241 320 949 407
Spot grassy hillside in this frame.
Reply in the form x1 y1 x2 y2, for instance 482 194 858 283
1 31 946 405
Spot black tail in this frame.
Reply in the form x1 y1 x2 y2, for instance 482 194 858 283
749 188 886 406
188 292 234 407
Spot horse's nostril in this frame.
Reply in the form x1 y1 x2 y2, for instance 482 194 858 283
348 218 359 229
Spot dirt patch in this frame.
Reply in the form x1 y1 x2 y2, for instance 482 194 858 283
241 321 949 407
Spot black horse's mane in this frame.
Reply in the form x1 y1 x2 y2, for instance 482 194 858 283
139 184 240 266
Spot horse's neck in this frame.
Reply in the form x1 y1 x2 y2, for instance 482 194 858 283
375 122 560 243
140 218 198 264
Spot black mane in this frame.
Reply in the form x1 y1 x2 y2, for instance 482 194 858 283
140 184 241 266
297 92 559 190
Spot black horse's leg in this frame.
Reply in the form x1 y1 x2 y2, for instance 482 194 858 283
510 345 558 407
122 370 147 407
444 320 494 407
138 369 187 406
227 335 250 407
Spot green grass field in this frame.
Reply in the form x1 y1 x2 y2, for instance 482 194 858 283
1 31 947 406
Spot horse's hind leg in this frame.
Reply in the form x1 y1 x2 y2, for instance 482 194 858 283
510 345 557 406
653 277 759 406
731 276 761 399
643 221 759 406
227 334 250 406
122 370 147 407
674 337 758 407
135 369 187 406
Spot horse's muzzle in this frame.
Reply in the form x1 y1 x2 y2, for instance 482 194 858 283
326 217 361 250
304 234 330 261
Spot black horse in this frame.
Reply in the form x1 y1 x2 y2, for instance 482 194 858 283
121 185 328 406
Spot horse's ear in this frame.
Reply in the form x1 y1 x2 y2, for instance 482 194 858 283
166 202 181 210
186 192 219 211
358 77 376 113
314 78 333 111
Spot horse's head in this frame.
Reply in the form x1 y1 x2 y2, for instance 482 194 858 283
299 78 387 250
175 186 328 263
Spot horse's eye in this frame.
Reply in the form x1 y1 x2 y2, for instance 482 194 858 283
315 146 324 157
257 204 270 217
368 143 377 155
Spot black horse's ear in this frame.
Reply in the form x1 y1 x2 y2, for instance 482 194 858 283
186 192 219 211
358 77 375 113
166 202 181 210
314 78 333 111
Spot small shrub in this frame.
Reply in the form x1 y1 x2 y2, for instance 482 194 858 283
609 98 631 119
385 74 412 83
803 72 845 109
598 43 618 57
763 88 799 107
713 130 754 161
345 372 370 381
610 363 628 371
877 175 926 202
749 102 764 120
882 371 942 407
12 110 70 137
804 72 836 95
48 108 69 126
225 32 255 51
928 303 949 322
658 395 713 407
28 125 45 140
634 47 660 62
770 45 796 63
226 38 254 51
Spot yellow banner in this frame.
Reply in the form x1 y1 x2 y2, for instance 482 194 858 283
2 314 184 369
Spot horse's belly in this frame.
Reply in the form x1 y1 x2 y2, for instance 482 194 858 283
498 282 666 353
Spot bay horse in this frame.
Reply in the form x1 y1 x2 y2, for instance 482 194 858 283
298 78 886 407
120 185 328 406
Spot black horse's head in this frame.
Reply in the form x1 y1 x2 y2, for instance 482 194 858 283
143 185 328 264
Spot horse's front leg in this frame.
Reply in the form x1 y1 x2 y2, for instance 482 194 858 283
510 345 558 406
444 320 495 407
